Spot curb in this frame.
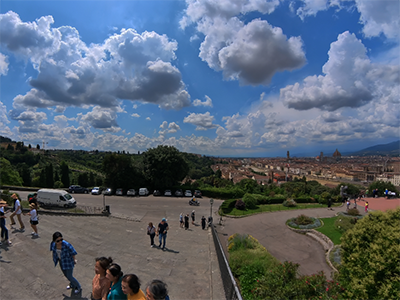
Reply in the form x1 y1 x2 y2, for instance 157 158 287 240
286 220 337 273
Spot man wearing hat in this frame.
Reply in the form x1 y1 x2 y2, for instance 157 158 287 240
0 199 11 245
156 218 169 250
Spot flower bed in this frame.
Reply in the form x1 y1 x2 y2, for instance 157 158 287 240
287 215 321 229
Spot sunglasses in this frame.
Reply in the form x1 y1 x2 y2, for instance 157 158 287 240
56 238 63 243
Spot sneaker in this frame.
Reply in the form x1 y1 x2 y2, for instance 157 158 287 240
74 288 81 294
20 228 25 232
31 232 35 235
0 242 2 246
67 285 71 290
158 244 161 247
33 233 39 237
151 245 154 247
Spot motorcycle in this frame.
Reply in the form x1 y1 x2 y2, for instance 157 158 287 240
189 198 200 206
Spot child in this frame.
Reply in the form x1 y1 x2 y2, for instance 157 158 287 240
25 203 39 237
365 201 369 213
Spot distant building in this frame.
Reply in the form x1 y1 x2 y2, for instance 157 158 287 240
333 149 341 161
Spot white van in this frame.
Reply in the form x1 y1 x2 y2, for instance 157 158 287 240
37 189 77 208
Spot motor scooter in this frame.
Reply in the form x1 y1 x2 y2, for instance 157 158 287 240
189 198 200 206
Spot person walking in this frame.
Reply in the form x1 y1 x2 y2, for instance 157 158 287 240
0 199 11 246
147 222 156 247
201 216 206 230
191 210 195 225
184 214 189 230
121 274 146 300
9 193 25 231
106 263 126 300
346 200 350 211
50 232 82 295
92 256 112 300
365 201 369 213
157 218 169 250
179 213 184 228
24 203 39 237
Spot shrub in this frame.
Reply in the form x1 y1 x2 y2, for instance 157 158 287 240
294 196 315 203
283 199 297 207
287 217 321 229
334 216 356 233
235 199 246 210
219 199 237 214
347 208 360 216
294 214 313 225
242 193 259 208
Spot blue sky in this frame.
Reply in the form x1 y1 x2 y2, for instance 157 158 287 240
0 0 399 157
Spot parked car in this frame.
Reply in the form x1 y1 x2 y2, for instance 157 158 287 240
103 188 113 195
184 190 192 197
164 190 172 196
194 190 202 198
127 189 136 196
153 190 161 196
175 189 183 197
91 187 101 195
139 188 149 196
69 185 89 194
116 188 125 196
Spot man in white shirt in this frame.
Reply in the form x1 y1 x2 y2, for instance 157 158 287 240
9 193 25 231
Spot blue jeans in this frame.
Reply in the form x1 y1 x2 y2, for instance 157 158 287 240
61 268 81 289
159 233 167 248
1 218 8 240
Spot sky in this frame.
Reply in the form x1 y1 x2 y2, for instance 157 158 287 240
0 0 399 157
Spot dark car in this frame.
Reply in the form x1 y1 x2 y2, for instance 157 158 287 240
194 190 202 198
103 188 113 195
153 190 161 196
175 189 183 197
116 188 125 196
69 185 89 194
127 189 136 196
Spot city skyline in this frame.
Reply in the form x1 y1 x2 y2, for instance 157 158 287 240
0 1 399 157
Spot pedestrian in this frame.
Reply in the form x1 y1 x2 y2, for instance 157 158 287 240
157 218 169 250
50 232 82 295
365 201 369 213
147 222 156 247
353 198 357 209
24 203 39 237
184 214 189 230
201 216 206 230
106 263 126 300
28 193 38 206
0 199 11 246
121 274 146 300
346 199 350 210
179 213 183 228
145 280 170 300
327 198 332 210
92 256 112 300
9 193 25 231
191 210 195 225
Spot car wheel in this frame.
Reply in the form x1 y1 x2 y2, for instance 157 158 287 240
84 190 88 194
72 190 75 194
64 204 69 208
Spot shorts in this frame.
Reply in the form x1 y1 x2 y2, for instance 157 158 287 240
30 220 39 225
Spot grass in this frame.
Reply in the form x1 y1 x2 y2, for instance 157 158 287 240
315 216 342 245
225 203 341 216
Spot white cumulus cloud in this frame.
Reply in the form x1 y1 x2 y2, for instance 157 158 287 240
184 111 217 130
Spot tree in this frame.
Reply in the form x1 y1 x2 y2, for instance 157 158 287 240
45 163 54 188
339 207 400 299
143 145 188 189
60 161 70 188
103 153 141 189
19 164 32 187
36 144 40 150
0 158 23 186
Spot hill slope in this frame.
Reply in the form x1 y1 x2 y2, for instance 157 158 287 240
350 140 399 156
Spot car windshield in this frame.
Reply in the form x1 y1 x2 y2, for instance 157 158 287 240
64 194 73 200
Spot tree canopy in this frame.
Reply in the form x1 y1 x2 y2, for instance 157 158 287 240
339 207 400 299
143 145 188 189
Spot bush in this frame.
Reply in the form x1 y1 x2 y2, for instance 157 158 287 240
293 196 315 203
283 199 297 207
294 214 313 225
242 193 259 209
235 199 246 210
219 199 237 215
334 216 356 233
287 217 321 229
347 208 360 216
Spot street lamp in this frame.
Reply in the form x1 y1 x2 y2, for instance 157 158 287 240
209 198 214 224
